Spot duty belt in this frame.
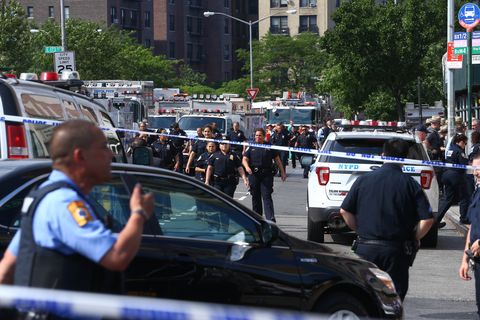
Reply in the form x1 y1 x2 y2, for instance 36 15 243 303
356 237 405 248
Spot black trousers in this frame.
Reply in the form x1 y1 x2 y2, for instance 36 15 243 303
214 178 237 197
248 172 275 221
475 261 480 316
437 170 469 222
356 243 410 301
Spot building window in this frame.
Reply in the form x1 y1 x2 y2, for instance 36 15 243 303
48 6 54 18
300 15 318 33
169 15 175 31
169 42 175 58
110 6 117 23
197 45 203 61
144 11 151 28
187 43 193 60
336 0 341 7
121 9 126 26
27 6 33 18
145 39 151 48
197 18 203 35
64 6 70 19
224 0 230 8
187 16 192 33
271 16 288 34
300 0 317 7
270 0 288 8
223 44 230 61
131 10 137 27
224 72 230 81
224 18 230 34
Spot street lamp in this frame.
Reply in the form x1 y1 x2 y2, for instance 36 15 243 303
204 9 297 90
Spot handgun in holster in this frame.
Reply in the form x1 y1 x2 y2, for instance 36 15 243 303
466 249 476 269
404 240 419 266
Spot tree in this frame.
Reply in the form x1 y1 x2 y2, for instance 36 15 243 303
320 0 446 120
0 0 35 73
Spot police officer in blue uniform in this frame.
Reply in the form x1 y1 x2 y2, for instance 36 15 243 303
270 123 290 176
194 141 216 184
460 154 480 318
437 133 470 228
205 137 248 197
0 120 154 294
226 121 247 157
340 138 434 301
151 128 180 170
169 122 188 173
243 128 286 222
186 125 215 175
296 125 318 178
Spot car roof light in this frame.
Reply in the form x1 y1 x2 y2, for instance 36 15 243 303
19 73 38 80
40 72 59 81
59 71 80 80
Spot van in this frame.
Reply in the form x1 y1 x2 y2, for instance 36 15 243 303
0 77 127 162
177 114 244 138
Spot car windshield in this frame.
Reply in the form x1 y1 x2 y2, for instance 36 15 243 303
148 116 176 130
318 138 422 164
178 117 225 132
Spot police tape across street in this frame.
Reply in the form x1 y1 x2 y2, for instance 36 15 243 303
0 114 471 171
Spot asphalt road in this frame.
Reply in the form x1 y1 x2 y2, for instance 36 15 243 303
233 165 477 320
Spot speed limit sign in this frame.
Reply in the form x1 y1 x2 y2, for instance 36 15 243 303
54 51 76 74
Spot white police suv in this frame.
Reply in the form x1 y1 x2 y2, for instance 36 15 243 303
306 129 440 247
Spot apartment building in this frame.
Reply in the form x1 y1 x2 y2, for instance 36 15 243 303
18 0 153 49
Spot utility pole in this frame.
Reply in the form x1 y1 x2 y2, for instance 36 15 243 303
60 0 66 51
447 0 455 139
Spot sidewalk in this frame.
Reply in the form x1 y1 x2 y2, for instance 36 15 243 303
446 206 469 237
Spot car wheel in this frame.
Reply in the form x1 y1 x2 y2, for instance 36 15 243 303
314 291 368 319
421 224 438 248
307 215 325 243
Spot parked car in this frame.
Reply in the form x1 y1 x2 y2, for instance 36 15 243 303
0 76 126 162
307 129 439 247
0 160 402 319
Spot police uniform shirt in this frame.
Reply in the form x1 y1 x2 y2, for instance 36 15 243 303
192 140 208 156
152 140 176 167
227 130 246 151
195 152 213 181
341 163 432 241
271 131 289 146
426 130 442 151
468 188 480 244
169 129 187 150
244 143 278 169
297 132 316 149
8 170 116 263
469 143 480 162
208 151 241 177
445 144 468 171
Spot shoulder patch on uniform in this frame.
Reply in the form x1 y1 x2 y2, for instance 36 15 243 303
230 155 234 160
68 201 93 227
21 197 34 214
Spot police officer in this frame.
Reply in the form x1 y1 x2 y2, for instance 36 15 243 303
243 128 286 222
205 138 248 197
0 119 154 294
194 141 216 184
186 125 215 175
169 122 188 173
459 154 480 318
151 128 180 170
296 125 318 178
227 121 247 157
270 123 290 175
340 138 434 301
437 133 470 228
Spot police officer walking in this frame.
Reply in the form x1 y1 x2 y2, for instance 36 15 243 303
205 138 248 197
243 128 286 222
151 128 180 170
340 138 434 301
169 122 188 173
459 154 480 318
296 125 318 178
186 125 215 175
0 119 154 294
270 123 290 175
194 141 216 184
437 133 470 228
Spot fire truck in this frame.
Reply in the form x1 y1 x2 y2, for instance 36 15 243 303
83 80 154 129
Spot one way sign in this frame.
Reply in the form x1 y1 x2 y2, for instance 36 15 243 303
246 88 259 100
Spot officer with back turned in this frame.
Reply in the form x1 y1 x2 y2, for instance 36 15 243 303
0 119 154 295
243 128 286 222
340 138 434 301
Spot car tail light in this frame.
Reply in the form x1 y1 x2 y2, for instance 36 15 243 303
420 170 433 189
316 167 330 185
7 123 28 159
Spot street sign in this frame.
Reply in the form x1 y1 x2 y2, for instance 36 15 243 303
44 46 62 54
447 42 463 69
453 31 480 54
54 51 76 74
246 88 259 100
458 3 480 31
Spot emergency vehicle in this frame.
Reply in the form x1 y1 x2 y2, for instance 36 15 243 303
83 80 154 129
405 101 444 127
306 121 439 247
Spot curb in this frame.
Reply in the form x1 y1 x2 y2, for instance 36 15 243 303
446 210 469 238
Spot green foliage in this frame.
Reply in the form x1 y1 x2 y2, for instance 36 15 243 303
320 0 446 120
363 91 397 120
180 85 216 96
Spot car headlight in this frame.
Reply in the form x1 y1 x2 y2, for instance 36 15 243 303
369 267 396 292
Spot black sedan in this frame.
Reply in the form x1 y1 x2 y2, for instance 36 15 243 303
0 160 402 319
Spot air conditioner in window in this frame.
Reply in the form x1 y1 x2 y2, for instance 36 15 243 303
309 3 317 7
113 18 119 24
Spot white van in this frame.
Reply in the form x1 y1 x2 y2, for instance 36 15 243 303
0 77 127 162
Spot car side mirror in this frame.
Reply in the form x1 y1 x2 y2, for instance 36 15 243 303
260 220 279 245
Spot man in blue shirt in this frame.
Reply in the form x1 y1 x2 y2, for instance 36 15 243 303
0 119 154 293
